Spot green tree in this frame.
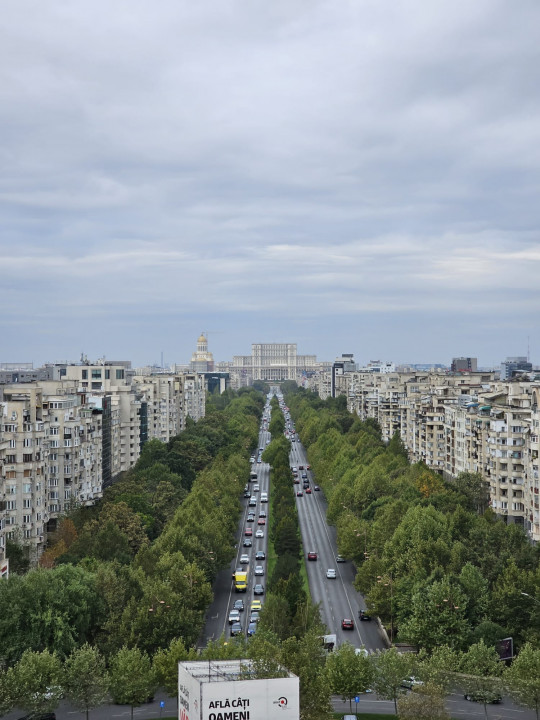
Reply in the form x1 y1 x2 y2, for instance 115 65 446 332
324 643 374 712
153 638 190 696
453 472 489 514
371 647 414 714
281 630 331 720
10 649 63 715
0 670 15 716
504 643 540 720
63 644 109 720
109 647 157 720
459 641 503 720
397 682 450 720
398 578 470 652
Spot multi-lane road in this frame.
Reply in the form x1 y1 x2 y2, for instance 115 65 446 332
202 403 273 643
284 402 387 654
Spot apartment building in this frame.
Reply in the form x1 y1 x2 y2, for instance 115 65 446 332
0 362 207 561
308 366 540 542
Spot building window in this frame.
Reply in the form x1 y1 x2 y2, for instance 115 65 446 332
6 501 16 510
92 369 102 379
23 483 31 493
91 382 102 390
105 369 110 379
23 498 31 509
23 515 31 524
116 369 124 380
82 369 88 379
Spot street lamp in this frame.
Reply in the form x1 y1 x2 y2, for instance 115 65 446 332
521 592 540 606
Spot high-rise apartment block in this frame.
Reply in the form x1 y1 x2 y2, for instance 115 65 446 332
451 357 478 372
308 366 540 542
0 361 206 561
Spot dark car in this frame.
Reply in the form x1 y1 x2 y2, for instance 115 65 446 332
342 618 354 630
255 550 266 560
359 610 371 621
314 485 320 491
243 538 252 547
247 621 257 637
230 622 243 637
296 490 303 497
253 583 265 595
247 514 255 522
234 599 244 612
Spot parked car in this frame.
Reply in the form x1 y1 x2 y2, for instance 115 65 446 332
336 555 345 563
402 677 424 689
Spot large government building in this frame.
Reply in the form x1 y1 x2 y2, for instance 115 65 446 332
230 343 323 385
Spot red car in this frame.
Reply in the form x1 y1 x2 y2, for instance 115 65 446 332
307 551 318 561
305 487 312 494
258 518 266 525
245 528 253 536
306 465 311 469
342 618 354 631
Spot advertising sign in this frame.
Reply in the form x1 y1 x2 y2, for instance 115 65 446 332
202 676 299 720
178 664 202 720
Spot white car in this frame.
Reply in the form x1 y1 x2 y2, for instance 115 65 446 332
240 554 249 564
326 568 337 579
255 529 264 538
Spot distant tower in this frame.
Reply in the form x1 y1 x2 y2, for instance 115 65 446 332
190 333 214 372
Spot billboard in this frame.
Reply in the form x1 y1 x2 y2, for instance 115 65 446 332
203 677 299 720
178 662 300 720
178 663 202 720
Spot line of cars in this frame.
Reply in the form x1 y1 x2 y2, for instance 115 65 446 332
230 406 272 638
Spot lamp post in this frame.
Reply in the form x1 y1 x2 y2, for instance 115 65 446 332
521 591 540 606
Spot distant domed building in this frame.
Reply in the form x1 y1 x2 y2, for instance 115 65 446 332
190 333 214 372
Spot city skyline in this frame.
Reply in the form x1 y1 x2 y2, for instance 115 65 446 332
2 1 540 367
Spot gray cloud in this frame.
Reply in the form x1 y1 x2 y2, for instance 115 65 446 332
1 0 540 366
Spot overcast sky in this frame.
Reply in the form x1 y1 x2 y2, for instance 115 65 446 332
2 0 539 369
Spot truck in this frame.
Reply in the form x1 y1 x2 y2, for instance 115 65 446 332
233 567 248 592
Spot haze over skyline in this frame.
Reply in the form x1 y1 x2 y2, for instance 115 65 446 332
2 1 539 368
